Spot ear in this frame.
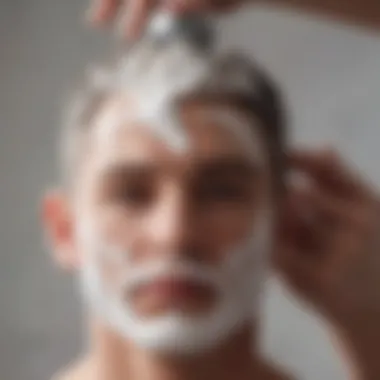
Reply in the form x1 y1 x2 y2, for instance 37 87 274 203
41 189 80 272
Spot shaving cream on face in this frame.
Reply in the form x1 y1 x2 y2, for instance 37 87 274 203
76 105 273 355
92 98 266 171
77 202 273 356
92 98 189 156
75 22 275 354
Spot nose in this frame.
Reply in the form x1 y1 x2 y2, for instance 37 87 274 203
144 183 195 257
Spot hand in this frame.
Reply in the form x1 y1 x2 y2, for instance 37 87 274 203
86 0 246 39
276 148 380 331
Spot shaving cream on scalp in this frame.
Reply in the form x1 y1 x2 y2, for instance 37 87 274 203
91 30 212 153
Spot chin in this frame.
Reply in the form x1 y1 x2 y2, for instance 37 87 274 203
119 314 225 356
111 299 251 357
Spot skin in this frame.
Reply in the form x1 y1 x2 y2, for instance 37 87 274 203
86 0 380 39
44 98 291 380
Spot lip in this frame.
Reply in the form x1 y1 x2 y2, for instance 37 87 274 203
131 277 213 301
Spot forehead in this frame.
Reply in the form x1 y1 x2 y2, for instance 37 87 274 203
83 95 268 174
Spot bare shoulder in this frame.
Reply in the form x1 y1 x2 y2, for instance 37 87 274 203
50 360 89 380
50 369 77 380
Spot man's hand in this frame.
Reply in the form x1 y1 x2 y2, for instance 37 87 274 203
86 0 380 39
276 148 380 378
87 0 246 39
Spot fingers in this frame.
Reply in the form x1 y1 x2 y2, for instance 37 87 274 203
160 0 242 14
164 0 195 13
120 0 152 39
275 183 353 265
287 147 379 232
88 0 181 39
279 186 344 253
274 193 322 286
87 0 151 39
87 0 245 39
288 148 369 199
88 0 121 25
296 185 358 224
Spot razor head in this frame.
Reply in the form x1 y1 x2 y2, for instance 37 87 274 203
146 11 215 51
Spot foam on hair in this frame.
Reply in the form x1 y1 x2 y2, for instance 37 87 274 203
60 22 286 189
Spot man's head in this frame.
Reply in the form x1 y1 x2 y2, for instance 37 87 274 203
43 36 286 357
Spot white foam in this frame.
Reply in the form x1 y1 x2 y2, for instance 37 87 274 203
75 16 274 355
90 34 212 153
77 201 273 356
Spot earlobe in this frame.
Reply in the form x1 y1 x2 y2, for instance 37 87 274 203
41 189 80 271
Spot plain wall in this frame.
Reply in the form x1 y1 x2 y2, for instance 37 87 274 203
0 1 380 379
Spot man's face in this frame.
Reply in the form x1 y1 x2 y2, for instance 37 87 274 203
44 94 275 355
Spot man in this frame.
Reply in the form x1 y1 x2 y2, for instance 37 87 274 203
86 0 380 39
43 12 380 380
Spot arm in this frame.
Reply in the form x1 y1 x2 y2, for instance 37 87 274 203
267 0 380 30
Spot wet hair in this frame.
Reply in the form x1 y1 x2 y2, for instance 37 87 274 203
60 44 287 193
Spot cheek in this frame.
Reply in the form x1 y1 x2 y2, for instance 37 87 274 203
82 205 138 246
76 206 137 285
97 257 124 294
198 206 256 262
197 181 272 263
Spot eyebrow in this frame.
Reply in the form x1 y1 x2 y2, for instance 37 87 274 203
195 157 257 179
100 163 158 182
99 156 257 182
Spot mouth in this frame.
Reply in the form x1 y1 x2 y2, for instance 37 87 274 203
128 276 217 315
133 276 214 300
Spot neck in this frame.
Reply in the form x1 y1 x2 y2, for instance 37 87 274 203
86 319 264 380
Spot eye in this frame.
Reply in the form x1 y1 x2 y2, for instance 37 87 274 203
194 179 251 204
106 180 155 209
